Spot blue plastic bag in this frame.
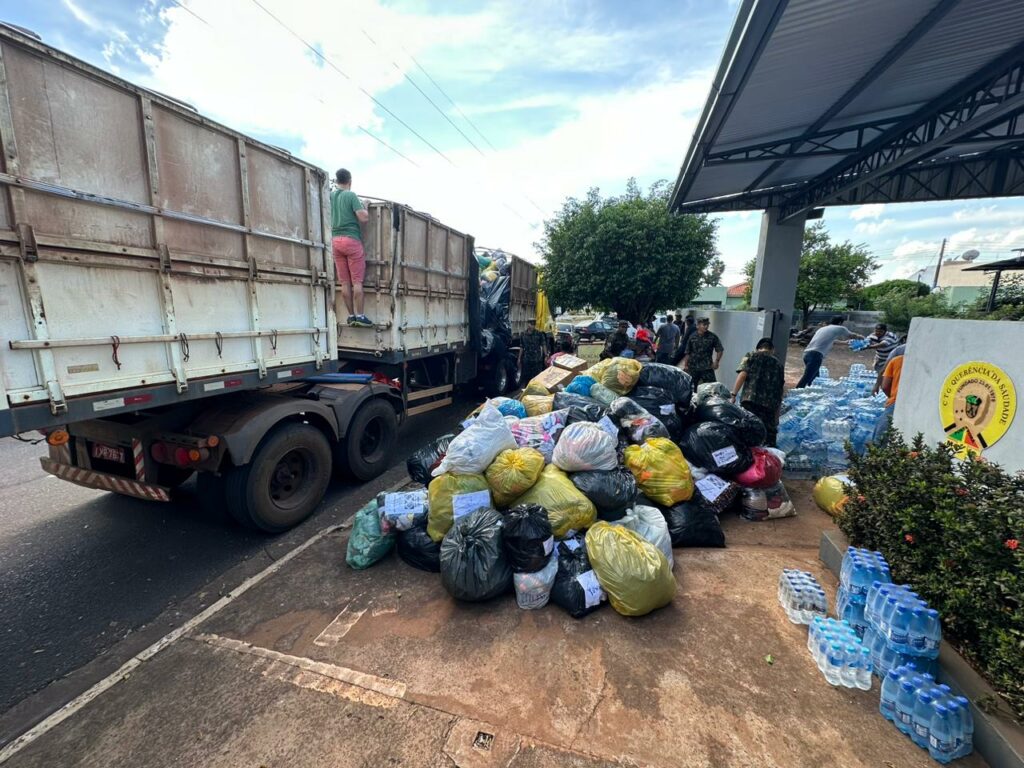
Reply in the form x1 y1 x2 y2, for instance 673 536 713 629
487 397 527 419
565 375 597 396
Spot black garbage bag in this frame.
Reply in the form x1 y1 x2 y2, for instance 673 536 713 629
397 523 442 572
678 422 754 477
550 534 605 618
609 397 670 443
501 504 554 573
570 469 637 521
630 386 684 441
553 392 604 412
440 507 513 601
480 329 496 358
563 403 609 425
407 434 455 485
637 363 693 406
480 276 512 344
693 397 767 447
663 500 726 548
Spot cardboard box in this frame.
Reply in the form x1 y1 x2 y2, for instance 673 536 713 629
551 353 588 374
529 365 576 393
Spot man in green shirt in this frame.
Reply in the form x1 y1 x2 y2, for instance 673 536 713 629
331 168 371 327
731 337 785 446
681 317 724 386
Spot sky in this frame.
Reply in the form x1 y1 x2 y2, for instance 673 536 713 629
3 0 1023 286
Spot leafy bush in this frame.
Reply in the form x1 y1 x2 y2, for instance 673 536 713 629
875 288 956 331
838 431 1024 720
963 274 1024 321
854 279 931 310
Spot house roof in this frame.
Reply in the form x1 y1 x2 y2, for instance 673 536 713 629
726 282 749 298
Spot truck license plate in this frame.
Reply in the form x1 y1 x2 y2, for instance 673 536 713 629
91 443 125 463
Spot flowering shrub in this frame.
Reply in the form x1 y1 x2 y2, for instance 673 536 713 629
837 431 1024 720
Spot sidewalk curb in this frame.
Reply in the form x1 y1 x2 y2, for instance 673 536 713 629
819 528 1024 768
0 475 412 765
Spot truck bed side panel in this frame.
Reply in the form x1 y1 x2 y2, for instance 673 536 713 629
0 28 335 435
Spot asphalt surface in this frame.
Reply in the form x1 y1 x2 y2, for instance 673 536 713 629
0 397 472 720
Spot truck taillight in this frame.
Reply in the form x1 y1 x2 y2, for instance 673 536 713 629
45 429 70 446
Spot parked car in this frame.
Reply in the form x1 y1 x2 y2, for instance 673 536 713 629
574 320 614 342
555 323 579 352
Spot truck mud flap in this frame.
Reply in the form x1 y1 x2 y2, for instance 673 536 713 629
39 457 170 502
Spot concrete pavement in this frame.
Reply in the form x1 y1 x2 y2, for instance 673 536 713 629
0 397 473 744
0 482 987 767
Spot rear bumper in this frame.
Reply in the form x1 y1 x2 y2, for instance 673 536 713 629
40 457 170 502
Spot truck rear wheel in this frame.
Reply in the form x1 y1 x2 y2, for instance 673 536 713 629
505 355 523 393
224 423 332 533
483 363 508 397
340 399 397 482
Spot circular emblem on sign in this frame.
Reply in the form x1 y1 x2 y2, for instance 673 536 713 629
939 361 1016 459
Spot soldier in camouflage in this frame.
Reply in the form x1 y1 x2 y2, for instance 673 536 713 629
681 317 724 386
731 337 785 447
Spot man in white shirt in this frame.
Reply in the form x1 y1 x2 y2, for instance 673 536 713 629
795 316 865 388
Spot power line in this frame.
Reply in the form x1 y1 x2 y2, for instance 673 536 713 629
360 30 486 158
404 51 497 152
247 0 455 167
167 0 209 26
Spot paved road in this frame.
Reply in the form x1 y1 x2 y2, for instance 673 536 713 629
0 399 471 719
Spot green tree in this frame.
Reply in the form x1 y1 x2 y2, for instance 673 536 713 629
742 221 877 327
702 256 726 287
964 273 1024 321
539 180 718 323
853 278 930 310
875 288 954 331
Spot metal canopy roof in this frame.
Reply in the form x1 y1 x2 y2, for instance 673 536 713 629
670 0 1024 219
962 254 1024 271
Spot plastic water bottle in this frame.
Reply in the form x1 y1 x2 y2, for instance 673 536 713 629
895 681 917 735
911 690 935 747
954 696 974 758
879 669 901 720
824 643 844 686
856 647 873 690
889 605 912 652
840 644 860 687
928 703 955 764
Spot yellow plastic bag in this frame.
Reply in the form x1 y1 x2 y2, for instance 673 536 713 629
623 437 694 507
523 380 549 397
586 521 676 616
813 474 849 516
485 448 545 507
427 473 491 542
482 269 499 282
512 464 596 538
601 357 642 395
521 394 554 416
583 358 613 382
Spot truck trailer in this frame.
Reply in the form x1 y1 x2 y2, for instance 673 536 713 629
0 23 549 532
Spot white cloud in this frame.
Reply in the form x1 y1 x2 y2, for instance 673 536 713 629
130 0 714 262
62 0 102 31
849 203 886 221
854 218 893 236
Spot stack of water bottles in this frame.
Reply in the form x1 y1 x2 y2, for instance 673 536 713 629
808 616 873 689
778 363 887 476
880 663 974 762
836 546 891 640
778 569 828 624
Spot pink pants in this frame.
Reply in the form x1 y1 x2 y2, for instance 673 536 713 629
332 236 365 285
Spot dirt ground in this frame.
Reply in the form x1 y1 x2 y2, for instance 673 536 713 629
2 479 987 768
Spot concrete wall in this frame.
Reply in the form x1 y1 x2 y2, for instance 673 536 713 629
694 309 774 388
894 318 1023 472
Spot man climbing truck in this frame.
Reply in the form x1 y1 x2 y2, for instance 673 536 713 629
0 23 549 533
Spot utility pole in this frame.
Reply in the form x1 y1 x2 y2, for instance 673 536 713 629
931 238 947 289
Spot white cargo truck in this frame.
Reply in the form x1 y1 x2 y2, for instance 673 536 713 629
0 23 548 532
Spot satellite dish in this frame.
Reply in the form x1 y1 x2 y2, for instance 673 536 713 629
961 250 980 261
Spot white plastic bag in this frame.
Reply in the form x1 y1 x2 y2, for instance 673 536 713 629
552 422 618 472
616 504 674 569
432 405 517 477
509 410 568 463
513 552 559 609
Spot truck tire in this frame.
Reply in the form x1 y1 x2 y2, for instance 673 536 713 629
483 363 508 397
505 355 522 393
223 423 332 533
340 399 397 482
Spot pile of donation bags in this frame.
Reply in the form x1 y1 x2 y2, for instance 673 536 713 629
347 354 795 618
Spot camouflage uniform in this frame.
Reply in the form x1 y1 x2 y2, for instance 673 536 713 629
684 331 723 386
736 350 785 446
